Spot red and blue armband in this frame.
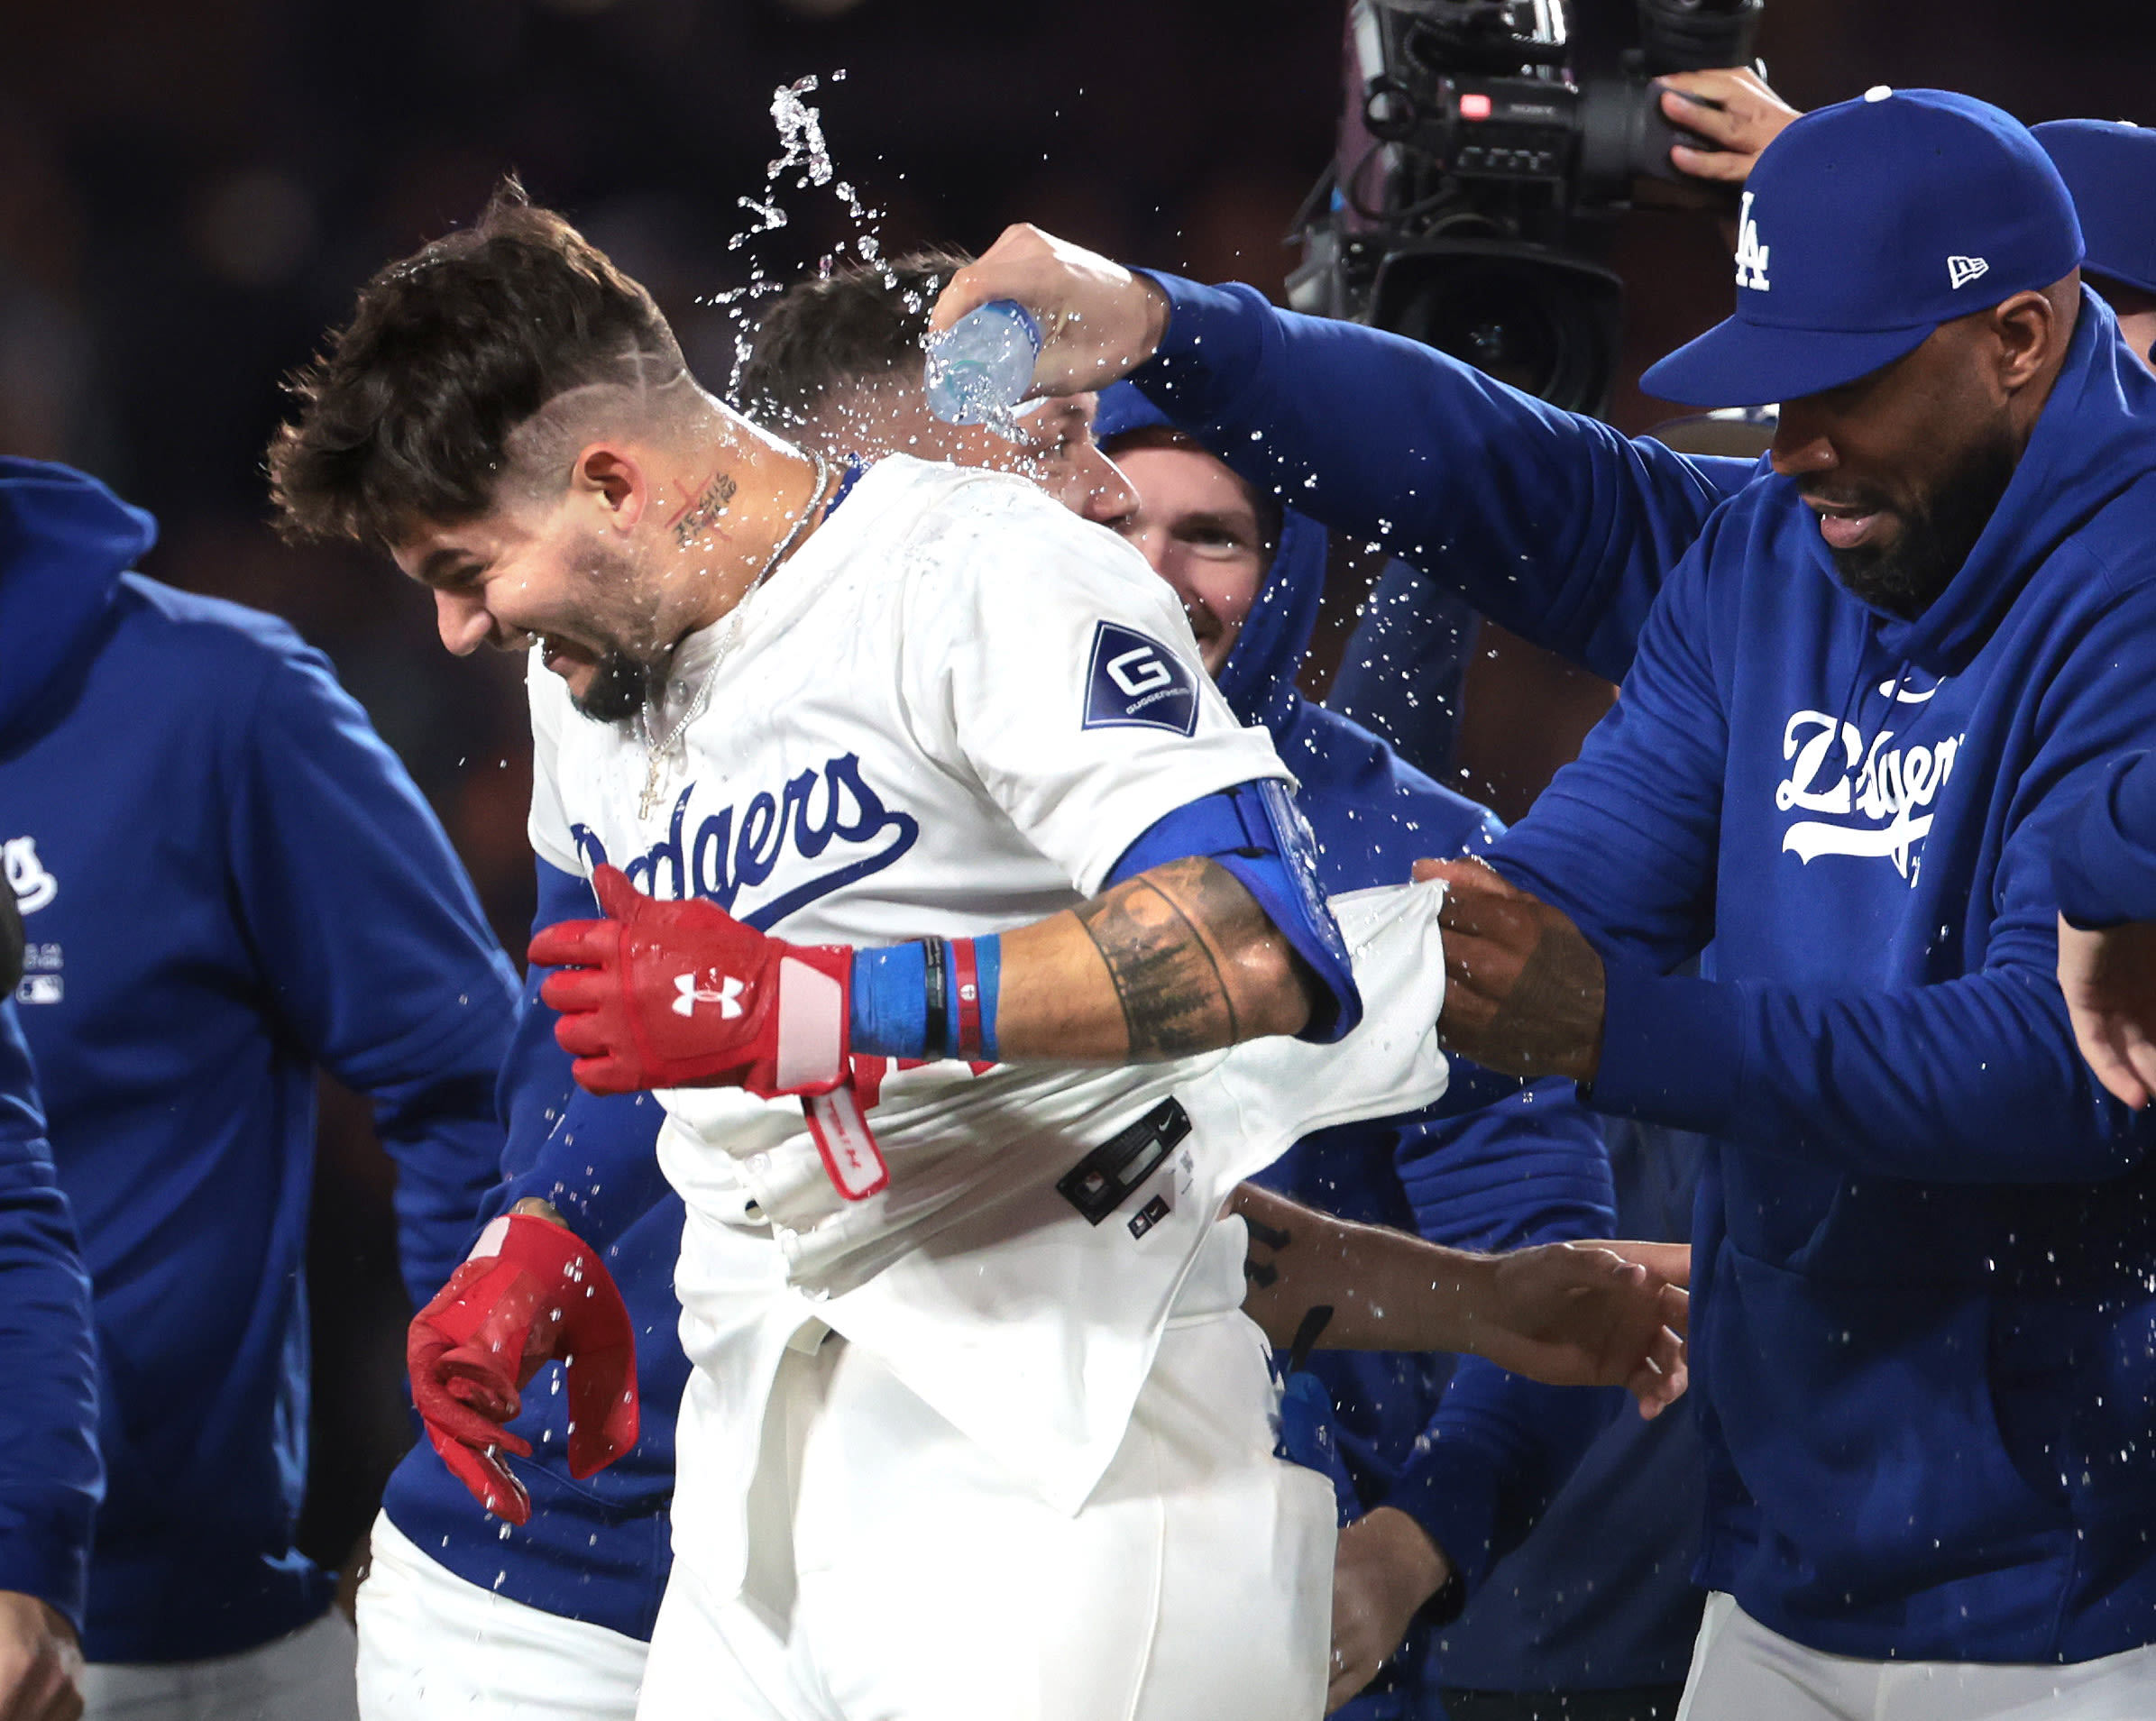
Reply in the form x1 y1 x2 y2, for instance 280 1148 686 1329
1107 779 1362 1043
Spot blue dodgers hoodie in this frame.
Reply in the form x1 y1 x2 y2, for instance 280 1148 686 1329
381 857 688 1641
1097 388 1697 1701
1485 293 2156 1663
0 459 519 1662
0 999 101 1633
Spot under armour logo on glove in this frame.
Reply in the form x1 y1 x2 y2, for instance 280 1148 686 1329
529 865 890 1199
673 972 747 1019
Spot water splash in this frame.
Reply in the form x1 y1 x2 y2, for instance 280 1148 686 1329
712 71 889 397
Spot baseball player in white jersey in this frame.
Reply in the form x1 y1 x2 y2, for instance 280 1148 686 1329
269 186 1688 1721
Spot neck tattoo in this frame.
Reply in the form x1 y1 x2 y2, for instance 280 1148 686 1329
673 471 739 548
637 448 832 821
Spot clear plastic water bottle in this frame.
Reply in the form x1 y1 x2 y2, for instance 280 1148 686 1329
923 300 1042 431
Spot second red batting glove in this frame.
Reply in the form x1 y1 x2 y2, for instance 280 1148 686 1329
406 1213 639 1524
529 865 854 1098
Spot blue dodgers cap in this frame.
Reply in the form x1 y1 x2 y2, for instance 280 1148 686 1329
1642 88 2085 407
2035 120 2156 298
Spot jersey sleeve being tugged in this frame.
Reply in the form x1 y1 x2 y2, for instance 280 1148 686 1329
0 999 102 1631
896 486 1288 895
228 642 521 1304
1128 273 1756 683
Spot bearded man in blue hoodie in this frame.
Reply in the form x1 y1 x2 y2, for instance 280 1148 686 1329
0 459 520 1718
938 89 2156 1717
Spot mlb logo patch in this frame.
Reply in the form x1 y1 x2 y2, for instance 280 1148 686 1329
1083 622 1198 736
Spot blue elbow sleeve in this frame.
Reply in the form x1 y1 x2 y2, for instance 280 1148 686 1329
1109 780 1362 1043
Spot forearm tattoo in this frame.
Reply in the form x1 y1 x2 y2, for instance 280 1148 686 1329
1073 856 1243 1059
1243 1215 1292 1290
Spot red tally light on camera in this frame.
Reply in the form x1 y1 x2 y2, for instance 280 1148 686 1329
1459 93 1493 122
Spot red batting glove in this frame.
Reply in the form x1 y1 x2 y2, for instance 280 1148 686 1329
407 1213 640 1525
529 865 854 1099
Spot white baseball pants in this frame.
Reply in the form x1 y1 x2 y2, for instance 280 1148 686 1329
83 1608 358 1721
355 1511 647 1721
638 1310 1337 1721
1676 1592 2156 1721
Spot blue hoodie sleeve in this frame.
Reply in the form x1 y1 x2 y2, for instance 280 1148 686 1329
1493 530 2156 1184
0 1002 102 1631
482 860 674 1250
1126 274 1757 683
228 645 520 1304
1374 1079 1619 1594
2054 750 2156 928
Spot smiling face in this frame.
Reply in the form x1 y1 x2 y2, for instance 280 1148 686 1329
390 481 674 720
386 409 809 723
1768 282 2078 618
1106 435 1273 676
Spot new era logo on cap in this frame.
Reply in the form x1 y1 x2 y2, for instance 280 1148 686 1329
1947 255 1990 289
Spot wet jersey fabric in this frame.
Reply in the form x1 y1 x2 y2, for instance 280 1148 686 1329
523 455 1455 1603
0 458 519 1661
0 999 100 1632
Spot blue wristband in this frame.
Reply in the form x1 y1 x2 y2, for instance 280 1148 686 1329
850 938 1001 1061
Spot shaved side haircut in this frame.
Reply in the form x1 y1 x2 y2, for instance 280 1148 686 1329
269 179 688 545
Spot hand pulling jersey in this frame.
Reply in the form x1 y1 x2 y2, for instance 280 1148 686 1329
528 456 1448 1596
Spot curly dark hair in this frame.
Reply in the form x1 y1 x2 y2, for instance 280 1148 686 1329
734 248 975 428
267 179 683 545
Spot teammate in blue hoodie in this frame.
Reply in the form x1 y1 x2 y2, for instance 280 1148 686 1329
1098 388 1702 1721
0 458 519 1717
940 88 2156 1717
0 891 100 1721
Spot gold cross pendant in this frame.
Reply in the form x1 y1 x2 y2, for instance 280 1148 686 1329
638 752 665 821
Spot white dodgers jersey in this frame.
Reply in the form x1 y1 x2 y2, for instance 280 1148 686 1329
527 456 1449 1588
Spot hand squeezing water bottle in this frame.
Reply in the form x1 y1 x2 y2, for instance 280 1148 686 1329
923 299 1041 436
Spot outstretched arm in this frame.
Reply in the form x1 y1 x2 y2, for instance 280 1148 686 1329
930 225 1754 682
1229 1184 1689 1419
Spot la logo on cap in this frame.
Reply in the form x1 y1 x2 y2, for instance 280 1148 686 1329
1735 191 1771 291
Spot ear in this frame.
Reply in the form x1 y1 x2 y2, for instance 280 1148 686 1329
1991 288 2068 393
570 444 648 531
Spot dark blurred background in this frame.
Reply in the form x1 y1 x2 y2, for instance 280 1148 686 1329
3 0 2148 1568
